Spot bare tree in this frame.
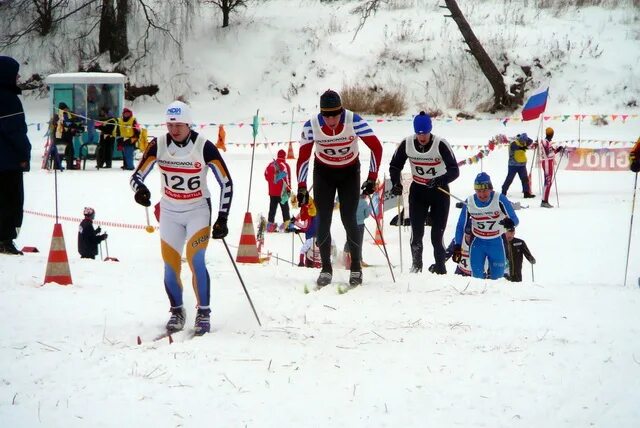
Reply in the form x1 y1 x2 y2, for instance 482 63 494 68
0 0 97 47
98 0 180 65
443 0 529 111
351 0 530 112
204 0 248 28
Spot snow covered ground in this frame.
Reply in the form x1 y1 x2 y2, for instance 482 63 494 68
1 112 639 427
2 0 640 426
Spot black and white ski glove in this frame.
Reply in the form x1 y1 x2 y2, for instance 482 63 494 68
211 215 228 239
134 185 151 207
361 179 376 195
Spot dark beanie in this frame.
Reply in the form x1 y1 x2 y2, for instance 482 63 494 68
320 90 343 116
58 102 69 110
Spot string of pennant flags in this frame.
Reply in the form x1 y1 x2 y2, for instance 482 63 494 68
25 112 640 131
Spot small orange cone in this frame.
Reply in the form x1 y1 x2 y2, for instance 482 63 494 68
286 141 295 159
236 212 261 263
216 124 227 152
44 223 72 285
374 219 385 245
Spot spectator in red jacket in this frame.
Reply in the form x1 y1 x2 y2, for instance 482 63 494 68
264 150 291 232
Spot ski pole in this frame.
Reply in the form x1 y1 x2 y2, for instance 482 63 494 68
531 263 535 282
144 206 154 233
623 173 638 287
366 194 396 283
436 186 466 205
221 238 262 326
364 224 391 260
99 241 103 260
552 148 566 208
397 197 403 273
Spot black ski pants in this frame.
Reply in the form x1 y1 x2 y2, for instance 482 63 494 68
267 195 290 224
313 161 361 272
0 171 25 241
97 136 114 168
409 182 450 268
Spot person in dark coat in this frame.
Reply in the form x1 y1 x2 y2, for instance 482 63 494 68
503 224 535 282
96 106 117 168
0 56 31 255
78 207 108 259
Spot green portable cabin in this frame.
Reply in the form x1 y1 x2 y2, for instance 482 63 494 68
45 72 126 162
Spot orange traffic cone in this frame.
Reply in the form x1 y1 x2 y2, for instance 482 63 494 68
286 141 295 159
236 212 261 263
44 223 72 285
374 219 385 245
216 124 227 152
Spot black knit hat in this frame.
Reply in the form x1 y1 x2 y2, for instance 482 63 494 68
320 90 343 116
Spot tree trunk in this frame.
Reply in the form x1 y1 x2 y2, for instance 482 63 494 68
99 0 116 54
110 0 129 63
444 0 524 111
222 8 230 27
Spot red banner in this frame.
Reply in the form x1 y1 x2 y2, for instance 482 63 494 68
564 148 630 171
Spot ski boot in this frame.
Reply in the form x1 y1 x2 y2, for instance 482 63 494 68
523 192 536 199
194 308 211 336
540 200 553 208
166 306 186 333
410 242 423 273
298 254 305 267
0 240 23 255
349 270 363 286
432 263 446 275
316 270 333 288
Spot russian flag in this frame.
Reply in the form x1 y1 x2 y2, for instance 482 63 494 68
521 84 549 121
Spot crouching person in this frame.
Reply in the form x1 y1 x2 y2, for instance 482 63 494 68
78 207 108 259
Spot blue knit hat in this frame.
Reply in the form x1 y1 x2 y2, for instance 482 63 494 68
474 172 493 190
413 111 432 134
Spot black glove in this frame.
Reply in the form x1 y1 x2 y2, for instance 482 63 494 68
530 257 536 265
134 185 151 207
426 177 442 189
95 226 102 234
361 179 376 195
211 216 228 239
297 187 309 206
391 183 403 196
101 233 108 241
452 245 462 263
499 217 515 229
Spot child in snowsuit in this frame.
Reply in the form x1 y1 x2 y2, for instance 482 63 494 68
501 133 535 198
454 172 519 280
503 225 536 282
294 197 319 267
78 207 108 259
